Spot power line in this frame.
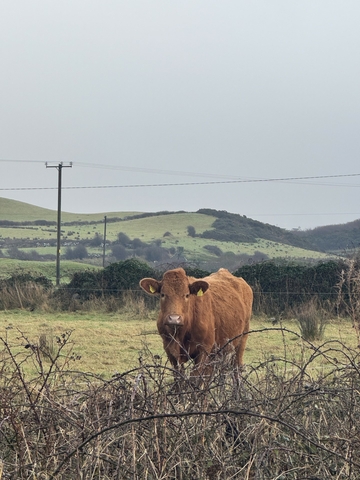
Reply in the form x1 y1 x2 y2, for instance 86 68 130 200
0 159 46 163
1 173 360 191
1 158 360 184
0 158 242 180
75 161 244 180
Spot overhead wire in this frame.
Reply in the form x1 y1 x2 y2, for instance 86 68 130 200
0 158 258 180
1 158 360 186
1 159 359 221
0 172 360 191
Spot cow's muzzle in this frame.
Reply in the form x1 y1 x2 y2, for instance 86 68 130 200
165 314 183 326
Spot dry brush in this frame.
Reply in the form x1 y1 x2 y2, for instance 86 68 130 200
0 328 360 479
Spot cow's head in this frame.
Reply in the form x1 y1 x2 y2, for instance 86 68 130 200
139 268 209 326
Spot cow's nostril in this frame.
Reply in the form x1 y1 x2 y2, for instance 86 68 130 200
167 314 182 325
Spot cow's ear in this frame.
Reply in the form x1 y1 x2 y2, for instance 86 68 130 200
139 278 161 295
189 280 209 297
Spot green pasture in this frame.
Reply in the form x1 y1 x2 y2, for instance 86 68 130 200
162 235 329 261
0 258 100 282
106 212 215 242
0 310 356 379
0 199 332 265
0 212 214 242
1 213 330 265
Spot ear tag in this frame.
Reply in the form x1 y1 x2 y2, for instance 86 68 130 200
149 285 156 294
197 288 204 297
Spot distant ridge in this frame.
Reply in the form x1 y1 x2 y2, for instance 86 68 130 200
0 197 57 221
0 197 140 223
293 218 360 252
1 196 359 254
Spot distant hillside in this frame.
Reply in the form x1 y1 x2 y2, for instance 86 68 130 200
0 197 59 222
0 197 140 223
294 219 360 252
196 209 317 250
0 197 346 267
1 198 314 249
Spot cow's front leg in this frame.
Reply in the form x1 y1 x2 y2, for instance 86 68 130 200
190 345 215 384
162 335 187 378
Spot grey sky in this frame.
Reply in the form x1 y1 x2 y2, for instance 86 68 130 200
1 1 359 230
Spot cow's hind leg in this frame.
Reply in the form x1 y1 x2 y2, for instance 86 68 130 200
233 331 249 393
235 329 249 368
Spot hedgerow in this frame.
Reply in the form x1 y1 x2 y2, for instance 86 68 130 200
233 259 347 315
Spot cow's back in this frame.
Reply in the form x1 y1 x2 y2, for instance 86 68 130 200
203 268 253 346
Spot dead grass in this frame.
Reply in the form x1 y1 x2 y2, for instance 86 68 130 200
0 310 162 377
1 325 360 479
0 311 357 379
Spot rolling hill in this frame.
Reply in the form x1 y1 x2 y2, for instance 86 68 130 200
293 218 360 253
1 197 357 270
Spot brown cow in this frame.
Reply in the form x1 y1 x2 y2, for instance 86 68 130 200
139 267 253 375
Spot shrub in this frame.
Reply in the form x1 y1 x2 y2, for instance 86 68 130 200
144 245 170 262
184 266 211 278
294 299 327 341
0 272 53 310
102 258 157 292
132 238 146 249
111 244 128 261
234 260 345 316
88 233 103 247
117 232 131 246
6 247 30 260
64 245 89 260
187 225 196 237
336 255 360 342
1 272 52 290
64 258 158 301
203 244 223 256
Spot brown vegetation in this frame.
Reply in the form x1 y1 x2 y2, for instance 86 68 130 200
1 328 360 479
1 256 360 478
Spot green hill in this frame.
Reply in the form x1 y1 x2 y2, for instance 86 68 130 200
0 197 139 223
294 219 360 253
0 197 334 270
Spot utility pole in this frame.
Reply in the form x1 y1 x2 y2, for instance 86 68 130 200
46 162 72 286
103 215 107 268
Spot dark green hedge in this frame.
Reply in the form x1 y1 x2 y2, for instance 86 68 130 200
233 260 346 314
63 258 350 315
0 272 53 290
65 258 158 299
63 259 214 300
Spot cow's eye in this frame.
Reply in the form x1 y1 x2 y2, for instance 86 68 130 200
160 293 165 298
185 293 190 299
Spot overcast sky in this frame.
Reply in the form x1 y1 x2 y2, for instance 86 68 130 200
1 1 360 231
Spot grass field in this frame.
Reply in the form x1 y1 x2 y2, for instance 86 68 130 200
0 310 356 378
0 197 331 264
0 258 100 282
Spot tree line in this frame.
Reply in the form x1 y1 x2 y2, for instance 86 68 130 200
1 257 356 317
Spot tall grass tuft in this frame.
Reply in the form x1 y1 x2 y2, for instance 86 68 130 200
0 281 51 311
294 298 328 341
337 255 360 343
